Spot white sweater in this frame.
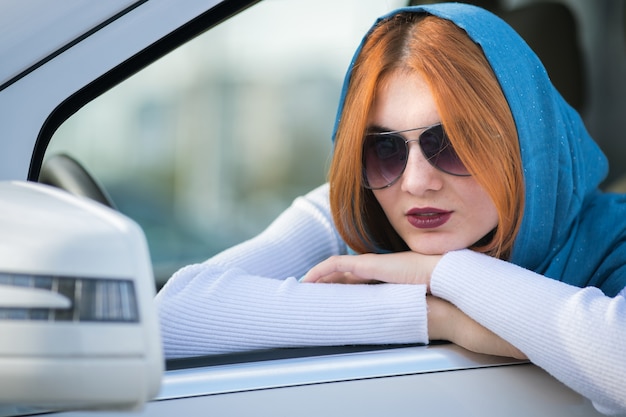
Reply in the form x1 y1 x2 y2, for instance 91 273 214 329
155 183 626 415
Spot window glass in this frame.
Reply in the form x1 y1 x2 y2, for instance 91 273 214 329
47 0 405 289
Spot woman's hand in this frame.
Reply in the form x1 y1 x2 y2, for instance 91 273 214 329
301 252 441 291
302 252 525 359
427 295 527 360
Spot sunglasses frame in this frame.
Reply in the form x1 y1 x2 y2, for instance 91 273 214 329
362 123 471 190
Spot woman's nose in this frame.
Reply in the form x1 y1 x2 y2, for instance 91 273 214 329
399 142 444 194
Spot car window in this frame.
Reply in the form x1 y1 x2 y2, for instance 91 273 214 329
46 0 405 290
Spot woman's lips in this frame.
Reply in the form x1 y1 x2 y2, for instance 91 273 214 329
406 207 452 229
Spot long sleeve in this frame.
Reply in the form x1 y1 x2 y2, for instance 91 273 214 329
155 184 428 358
431 249 626 416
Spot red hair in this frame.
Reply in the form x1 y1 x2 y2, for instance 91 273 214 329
329 13 524 259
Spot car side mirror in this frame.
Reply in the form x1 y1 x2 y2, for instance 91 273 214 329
0 181 162 411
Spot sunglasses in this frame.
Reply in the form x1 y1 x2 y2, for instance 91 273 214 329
362 123 470 190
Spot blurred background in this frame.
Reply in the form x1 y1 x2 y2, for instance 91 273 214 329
48 0 406 287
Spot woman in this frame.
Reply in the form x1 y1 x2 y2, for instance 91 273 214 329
156 3 626 414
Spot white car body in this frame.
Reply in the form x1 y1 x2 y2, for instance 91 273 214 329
1 0 622 415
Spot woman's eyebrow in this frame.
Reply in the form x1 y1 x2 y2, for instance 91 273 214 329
365 124 394 134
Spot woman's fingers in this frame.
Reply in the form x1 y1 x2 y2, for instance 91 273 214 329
301 252 441 289
301 255 374 283
311 271 381 285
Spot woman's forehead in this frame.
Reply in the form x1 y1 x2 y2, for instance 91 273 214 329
368 71 440 131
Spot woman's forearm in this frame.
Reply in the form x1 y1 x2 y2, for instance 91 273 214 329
156 264 429 358
430 249 626 414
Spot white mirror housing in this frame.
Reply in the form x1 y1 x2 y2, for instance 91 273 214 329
0 181 163 410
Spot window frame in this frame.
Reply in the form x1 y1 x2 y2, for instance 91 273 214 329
28 0 261 182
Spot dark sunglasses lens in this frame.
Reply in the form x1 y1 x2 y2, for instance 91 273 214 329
363 134 407 189
420 125 468 176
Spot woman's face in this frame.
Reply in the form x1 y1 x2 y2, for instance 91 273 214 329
368 71 498 255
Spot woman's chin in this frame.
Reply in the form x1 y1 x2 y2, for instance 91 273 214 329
406 239 468 255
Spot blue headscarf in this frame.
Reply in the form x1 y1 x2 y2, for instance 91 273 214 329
333 3 626 296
